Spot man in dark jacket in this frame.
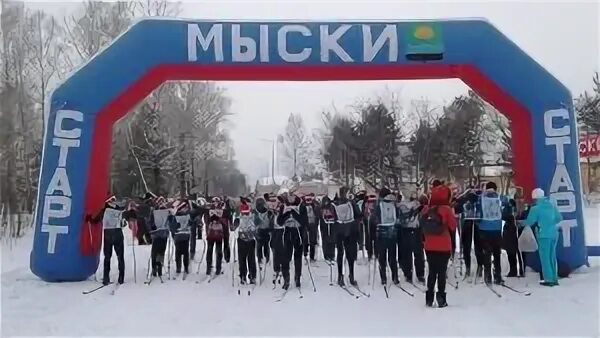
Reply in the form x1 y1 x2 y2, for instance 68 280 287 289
302 193 320 262
370 188 400 286
276 190 307 290
333 187 361 286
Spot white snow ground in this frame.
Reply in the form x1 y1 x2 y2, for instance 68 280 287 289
2 208 599 337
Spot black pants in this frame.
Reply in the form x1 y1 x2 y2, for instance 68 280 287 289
257 228 271 264
320 222 336 261
283 227 303 281
365 219 377 259
175 238 190 273
206 239 223 273
335 223 357 277
506 250 524 276
103 229 125 283
376 227 398 283
189 224 197 259
400 228 425 279
271 229 285 274
151 236 168 277
136 220 151 245
426 251 450 293
461 220 483 271
304 222 318 260
224 230 231 263
357 220 365 252
479 230 503 282
238 239 257 280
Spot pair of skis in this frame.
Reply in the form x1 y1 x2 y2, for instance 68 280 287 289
275 286 303 302
485 282 531 297
82 282 120 295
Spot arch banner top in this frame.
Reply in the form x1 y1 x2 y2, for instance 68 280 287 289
32 18 587 282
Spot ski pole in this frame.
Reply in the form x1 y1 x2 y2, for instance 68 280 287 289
131 224 137 283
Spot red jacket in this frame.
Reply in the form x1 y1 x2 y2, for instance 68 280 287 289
420 186 457 252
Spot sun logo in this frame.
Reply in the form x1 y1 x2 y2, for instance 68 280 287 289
414 25 435 40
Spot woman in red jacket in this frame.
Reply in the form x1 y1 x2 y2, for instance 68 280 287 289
420 185 457 308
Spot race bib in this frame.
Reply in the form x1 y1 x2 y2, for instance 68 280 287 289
102 208 122 229
335 203 354 223
481 196 502 221
153 209 170 230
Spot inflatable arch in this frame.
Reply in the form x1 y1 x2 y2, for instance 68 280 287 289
31 18 588 282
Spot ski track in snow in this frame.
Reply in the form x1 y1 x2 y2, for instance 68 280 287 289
2 212 600 337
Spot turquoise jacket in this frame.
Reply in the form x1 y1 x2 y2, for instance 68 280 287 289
524 197 562 239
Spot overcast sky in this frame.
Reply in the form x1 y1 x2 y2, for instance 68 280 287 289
25 0 600 184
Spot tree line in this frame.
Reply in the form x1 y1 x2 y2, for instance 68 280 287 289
278 78 600 195
0 0 246 238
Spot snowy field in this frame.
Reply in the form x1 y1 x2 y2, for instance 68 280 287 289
2 207 600 337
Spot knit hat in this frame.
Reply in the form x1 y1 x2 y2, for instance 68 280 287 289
485 181 497 191
532 188 545 199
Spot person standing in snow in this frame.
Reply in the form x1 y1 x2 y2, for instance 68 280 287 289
271 192 286 285
370 188 400 286
150 197 171 279
455 186 484 278
302 193 320 262
232 198 258 285
332 187 361 287
87 195 131 285
398 194 425 284
362 194 377 261
254 194 273 266
502 197 524 278
419 184 457 308
319 196 337 263
523 188 562 286
169 199 192 276
276 190 307 289
204 197 230 276
474 182 509 284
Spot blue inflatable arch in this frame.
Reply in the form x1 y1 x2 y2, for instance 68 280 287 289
31 18 588 282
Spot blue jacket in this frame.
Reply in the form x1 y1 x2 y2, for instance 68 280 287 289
524 197 562 239
478 191 508 232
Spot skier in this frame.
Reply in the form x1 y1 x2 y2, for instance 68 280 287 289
419 184 457 308
188 198 205 261
319 196 337 263
502 197 524 277
150 197 171 279
398 194 425 284
456 187 483 277
271 192 286 285
136 192 156 245
333 187 361 286
302 193 320 262
232 198 258 284
276 190 307 289
87 195 131 285
523 188 562 286
354 191 367 258
362 194 377 261
204 197 230 276
370 188 400 286
474 182 508 285
170 199 192 276
255 194 273 266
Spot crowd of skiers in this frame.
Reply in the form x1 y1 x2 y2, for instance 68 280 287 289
87 179 564 308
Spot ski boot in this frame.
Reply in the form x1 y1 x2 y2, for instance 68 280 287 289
464 266 471 277
417 276 425 284
118 273 124 285
494 276 504 285
295 276 301 288
436 292 448 308
240 278 246 285
349 274 357 287
405 275 412 284
425 290 434 307
206 267 212 276
102 278 110 286
337 274 345 287
282 277 290 290
392 278 400 285
249 277 256 285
